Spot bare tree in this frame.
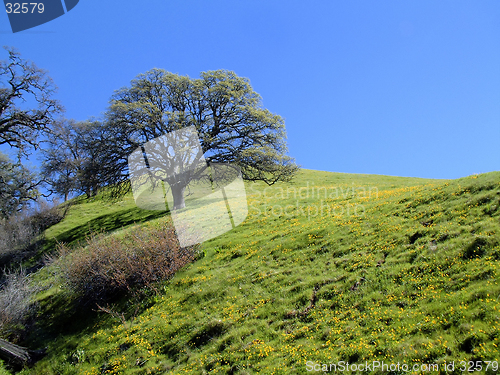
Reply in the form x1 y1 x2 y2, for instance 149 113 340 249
0 152 39 219
0 47 62 218
42 119 109 199
0 47 62 157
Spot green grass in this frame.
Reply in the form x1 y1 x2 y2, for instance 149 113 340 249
10 169 500 374
0 361 10 375
42 192 170 251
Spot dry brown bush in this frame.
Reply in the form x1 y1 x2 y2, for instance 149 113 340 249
0 214 38 259
0 200 65 266
54 222 198 304
29 200 66 233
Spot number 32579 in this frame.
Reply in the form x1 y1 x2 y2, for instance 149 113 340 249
5 3 45 13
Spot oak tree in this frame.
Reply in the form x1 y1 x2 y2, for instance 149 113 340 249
42 119 109 200
0 152 39 219
0 47 61 217
0 47 61 156
105 69 298 209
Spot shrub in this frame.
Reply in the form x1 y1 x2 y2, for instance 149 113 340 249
0 268 40 340
0 200 65 266
55 222 199 304
0 214 38 260
28 199 66 233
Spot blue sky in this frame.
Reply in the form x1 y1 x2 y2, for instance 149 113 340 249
1 0 499 179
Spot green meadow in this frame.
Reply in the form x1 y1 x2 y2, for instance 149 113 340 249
3 169 499 374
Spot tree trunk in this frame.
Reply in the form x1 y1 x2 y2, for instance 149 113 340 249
0 338 30 364
171 184 186 210
0 338 47 366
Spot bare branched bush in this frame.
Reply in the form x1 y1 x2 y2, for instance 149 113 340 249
29 200 66 233
0 200 65 266
0 268 40 339
55 222 198 304
0 214 37 258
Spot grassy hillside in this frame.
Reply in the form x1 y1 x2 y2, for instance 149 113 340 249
4 169 500 374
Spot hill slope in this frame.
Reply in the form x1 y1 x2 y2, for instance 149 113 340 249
6 169 500 374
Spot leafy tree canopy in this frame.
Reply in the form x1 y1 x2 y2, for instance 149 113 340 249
104 69 298 206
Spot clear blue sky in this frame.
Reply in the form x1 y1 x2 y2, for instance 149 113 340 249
2 1 499 179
